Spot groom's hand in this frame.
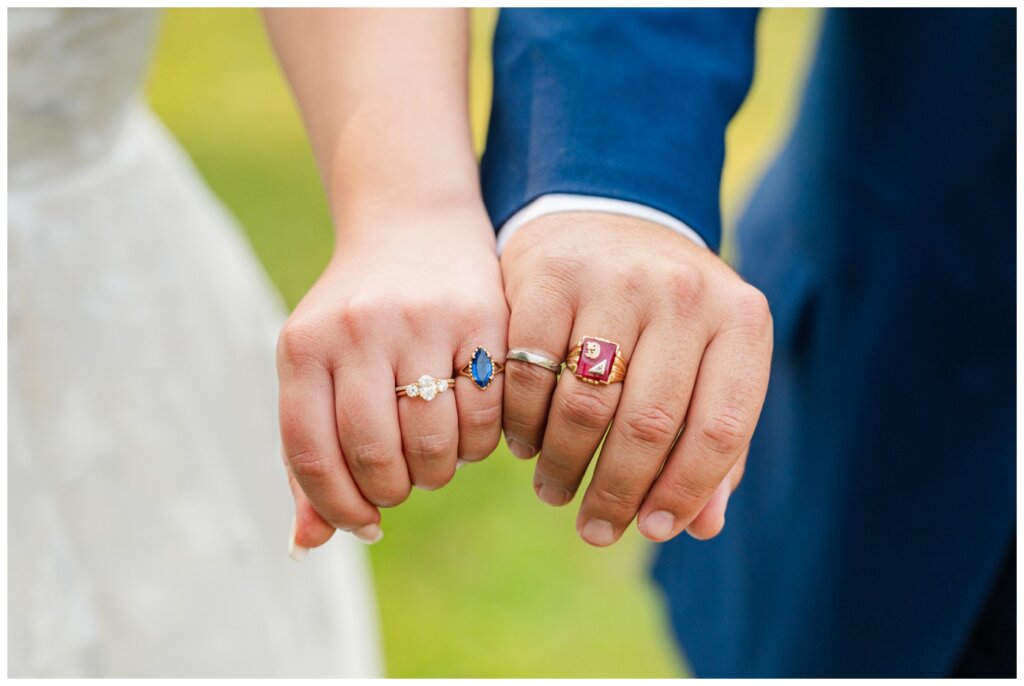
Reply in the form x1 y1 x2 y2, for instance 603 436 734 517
500 212 772 546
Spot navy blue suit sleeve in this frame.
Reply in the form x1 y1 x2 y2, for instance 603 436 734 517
480 9 758 252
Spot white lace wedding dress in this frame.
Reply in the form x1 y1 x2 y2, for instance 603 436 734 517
8 9 382 677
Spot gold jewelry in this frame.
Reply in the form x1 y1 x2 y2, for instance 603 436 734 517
396 375 455 401
565 336 627 385
457 346 505 390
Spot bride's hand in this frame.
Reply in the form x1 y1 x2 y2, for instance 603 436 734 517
279 204 507 549
263 9 493 553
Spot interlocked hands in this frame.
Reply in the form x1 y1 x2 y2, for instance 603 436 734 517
281 210 772 553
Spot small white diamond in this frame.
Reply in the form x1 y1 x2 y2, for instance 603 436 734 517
406 384 418 397
418 375 433 386
420 384 437 401
436 379 448 393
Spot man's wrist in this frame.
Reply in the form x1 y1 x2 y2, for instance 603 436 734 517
495 194 710 255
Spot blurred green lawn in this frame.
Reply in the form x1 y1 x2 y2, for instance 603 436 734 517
146 9 819 677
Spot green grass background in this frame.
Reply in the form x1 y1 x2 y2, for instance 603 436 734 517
146 9 820 677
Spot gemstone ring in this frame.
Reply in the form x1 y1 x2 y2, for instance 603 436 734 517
396 375 455 401
458 346 506 390
565 336 628 385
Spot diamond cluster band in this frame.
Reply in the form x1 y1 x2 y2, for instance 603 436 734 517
395 375 454 401
397 347 507 402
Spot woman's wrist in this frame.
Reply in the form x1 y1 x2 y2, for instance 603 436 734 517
332 196 496 254
332 184 485 232
325 92 481 225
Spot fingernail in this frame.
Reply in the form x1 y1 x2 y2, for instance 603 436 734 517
580 518 616 546
643 510 676 541
288 517 308 562
352 523 383 544
506 438 535 460
456 458 468 470
535 481 571 507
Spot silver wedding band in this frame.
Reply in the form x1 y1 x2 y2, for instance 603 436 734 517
506 348 562 374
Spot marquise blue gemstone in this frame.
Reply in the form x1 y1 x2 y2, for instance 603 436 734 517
470 347 493 388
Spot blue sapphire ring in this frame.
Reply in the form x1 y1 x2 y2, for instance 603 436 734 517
458 346 505 390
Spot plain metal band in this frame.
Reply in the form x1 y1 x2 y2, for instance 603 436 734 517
506 349 562 373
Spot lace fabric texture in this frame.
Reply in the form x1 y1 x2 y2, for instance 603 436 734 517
8 9 382 676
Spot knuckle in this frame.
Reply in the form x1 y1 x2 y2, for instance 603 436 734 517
503 414 538 442
286 448 334 481
335 298 382 344
617 405 681 448
349 440 395 472
618 265 654 299
730 286 773 334
666 265 705 304
558 387 617 432
277 319 321 368
397 299 439 334
337 296 434 337
454 299 498 329
695 406 750 458
506 357 557 391
531 254 587 303
588 480 645 517
536 453 582 487
539 253 586 284
667 475 716 514
407 431 456 462
373 482 412 508
460 403 503 435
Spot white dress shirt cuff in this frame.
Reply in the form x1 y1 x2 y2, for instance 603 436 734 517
494 193 709 255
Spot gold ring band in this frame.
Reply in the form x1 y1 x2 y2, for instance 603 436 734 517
396 375 455 401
